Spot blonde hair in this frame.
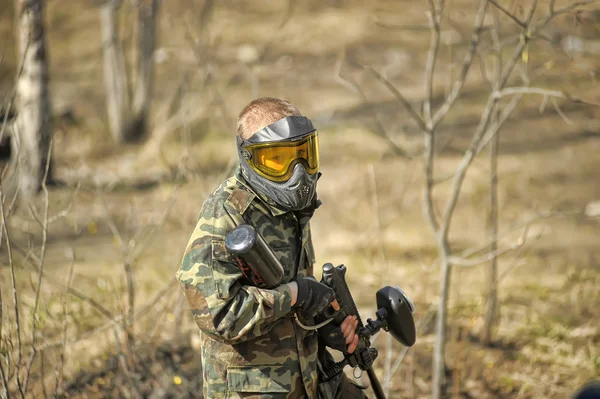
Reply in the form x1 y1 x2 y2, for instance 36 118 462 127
236 97 301 140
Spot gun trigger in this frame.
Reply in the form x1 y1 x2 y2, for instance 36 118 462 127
322 304 337 319
330 299 340 311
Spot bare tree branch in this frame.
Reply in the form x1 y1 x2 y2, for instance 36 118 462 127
333 52 413 158
542 0 598 25
354 75 412 159
431 0 489 129
35 279 177 352
22 142 52 394
367 66 429 133
332 49 359 94
53 251 76 397
0 357 7 399
449 226 530 266
0 182 24 396
441 0 538 239
14 246 116 322
424 1 442 125
476 93 523 154
488 0 527 28
552 97 575 124
494 87 600 106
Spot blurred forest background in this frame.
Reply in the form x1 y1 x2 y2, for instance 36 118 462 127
1 0 599 398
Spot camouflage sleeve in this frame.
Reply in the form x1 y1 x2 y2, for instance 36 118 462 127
176 208 293 344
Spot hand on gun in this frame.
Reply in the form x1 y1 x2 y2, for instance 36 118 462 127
318 315 360 354
291 277 359 354
293 276 335 318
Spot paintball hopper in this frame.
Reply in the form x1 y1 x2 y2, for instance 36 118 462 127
355 285 416 347
374 286 416 347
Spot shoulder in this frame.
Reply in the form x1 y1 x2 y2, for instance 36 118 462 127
193 177 240 239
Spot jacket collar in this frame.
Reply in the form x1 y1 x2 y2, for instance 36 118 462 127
234 167 290 217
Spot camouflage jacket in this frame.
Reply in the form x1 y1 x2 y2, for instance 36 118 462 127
176 168 319 399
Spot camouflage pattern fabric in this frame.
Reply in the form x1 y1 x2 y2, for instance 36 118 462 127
176 167 318 398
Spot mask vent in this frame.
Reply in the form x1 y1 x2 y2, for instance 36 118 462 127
296 184 311 201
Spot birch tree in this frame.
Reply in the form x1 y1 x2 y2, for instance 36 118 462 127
101 0 159 144
8 0 52 203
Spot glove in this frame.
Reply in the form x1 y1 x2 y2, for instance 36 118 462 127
317 322 347 352
294 276 335 319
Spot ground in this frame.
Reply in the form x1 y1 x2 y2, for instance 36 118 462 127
0 0 599 398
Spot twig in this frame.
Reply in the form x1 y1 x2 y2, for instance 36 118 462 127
424 128 439 232
448 225 529 267
53 252 75 397
494 86 600 106
129 184 180 261
333 52 412 158
368 165 393 396
332 49 359 94
48 182 81 224
367 66 429 133
441 0 538 238
476 93 523 154
541 0 598 26
0 183 24 396
95 192 138 376
424 1 442 125
488 0 527 28
354 75 412 159
539 95 549 113
35 279 177 352
0 279 8 397
22 141 53 394
431 0 489 129
498 234 536 283
498 1 538 88
0 356 7 399
14 245 116 322
387 346 410 386
482 34 500 341
552 97 574 124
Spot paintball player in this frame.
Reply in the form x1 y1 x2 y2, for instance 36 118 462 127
176 97 367 398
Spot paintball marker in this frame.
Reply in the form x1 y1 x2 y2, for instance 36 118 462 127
320 262 416 399
225 224 416 399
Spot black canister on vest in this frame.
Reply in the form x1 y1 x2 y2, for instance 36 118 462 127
225 224 285 289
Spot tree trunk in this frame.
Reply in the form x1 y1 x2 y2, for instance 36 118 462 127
101 0 130 143
10 0 52 202
101 0 159 144
127 0 159 142
482 122 499 345
432 237 451 399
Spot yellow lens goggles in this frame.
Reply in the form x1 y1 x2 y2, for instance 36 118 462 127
243 131 320 182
